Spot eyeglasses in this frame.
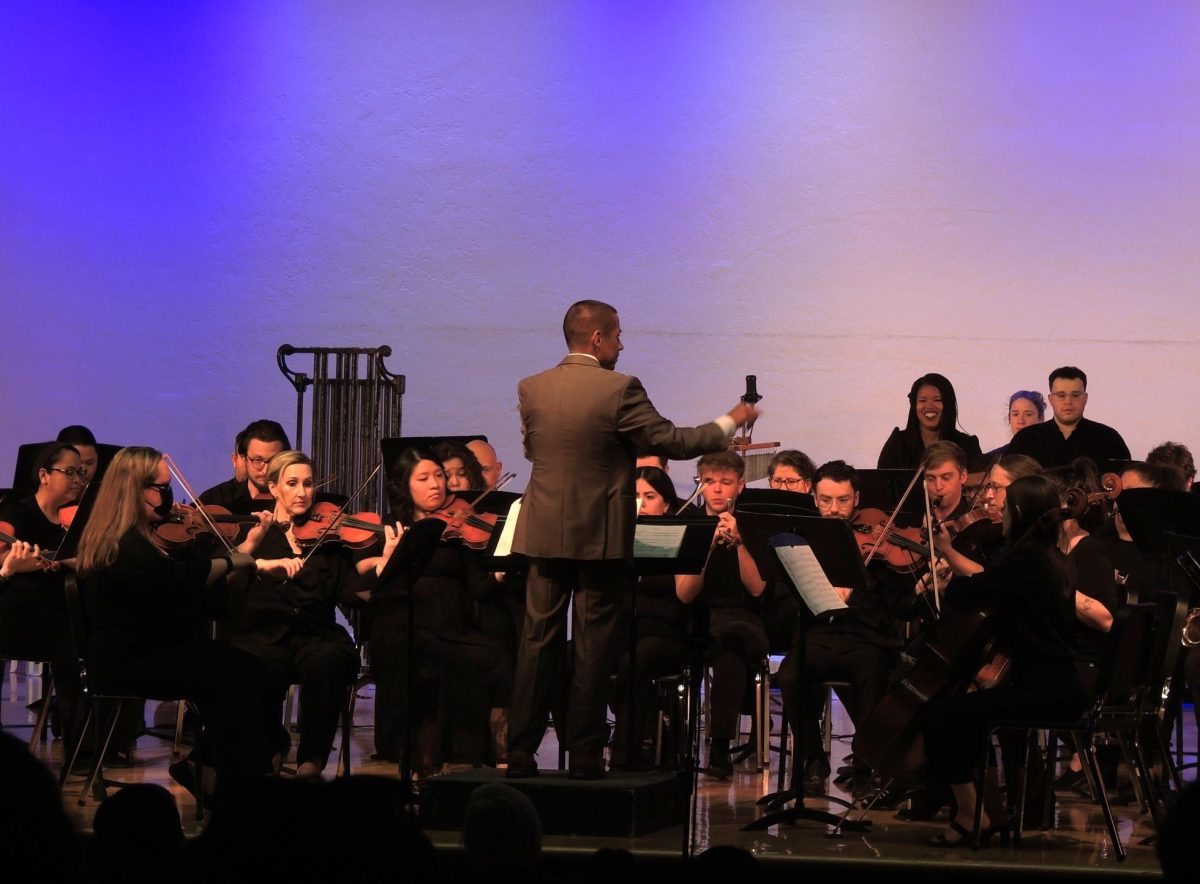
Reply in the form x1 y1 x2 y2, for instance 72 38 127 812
1050 391 1085 401
769 477 808 489
246 456 272 467
48 467 86 480
982 482 1009 493
144 482 172 495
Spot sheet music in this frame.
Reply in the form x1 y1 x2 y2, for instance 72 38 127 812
493 498 522 557
634 523 687 559
770 533 848 616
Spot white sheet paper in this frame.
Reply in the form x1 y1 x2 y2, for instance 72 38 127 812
770 533 848 616
493 498 522 557
634 522 688 559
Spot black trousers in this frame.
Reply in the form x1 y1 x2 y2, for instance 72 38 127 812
96 641 278 779
706 609 769 742
234 630 359 769
508 558 629 761
610 633 687 764
776 629 891 762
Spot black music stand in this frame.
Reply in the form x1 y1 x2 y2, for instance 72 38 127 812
374 517 447 812
736 511 872 833
1117 489 1200 559
857 469 926 521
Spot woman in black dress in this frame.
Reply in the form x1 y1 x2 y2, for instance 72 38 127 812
878 373 982 471
919 475 1084 845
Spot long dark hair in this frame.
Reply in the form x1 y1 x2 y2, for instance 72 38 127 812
636 466 680 513
432 440 486 490
386 446 442 526
893 373 967 466
1003 475 1073 599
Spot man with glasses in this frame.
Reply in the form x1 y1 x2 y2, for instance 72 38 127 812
199 419 291 512
1006 366 1130 469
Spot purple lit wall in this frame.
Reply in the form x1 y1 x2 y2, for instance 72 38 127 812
3 2 1198 493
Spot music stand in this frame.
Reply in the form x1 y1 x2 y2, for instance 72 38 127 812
857 469 926 521
1117 489 1200 558
10 440 123 496
736 510 872 833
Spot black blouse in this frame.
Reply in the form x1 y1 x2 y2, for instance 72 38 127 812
0 495 67 615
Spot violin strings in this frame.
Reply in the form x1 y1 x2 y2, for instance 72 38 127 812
163 454 237 554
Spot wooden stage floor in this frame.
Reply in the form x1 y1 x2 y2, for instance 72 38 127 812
4 663 1189 881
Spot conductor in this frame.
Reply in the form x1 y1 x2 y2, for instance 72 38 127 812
506 299 759 779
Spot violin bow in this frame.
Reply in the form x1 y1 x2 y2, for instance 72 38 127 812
300 463 381 567
163 454 237 555
467 471 517 509
675 479 704 515
863 464 923 568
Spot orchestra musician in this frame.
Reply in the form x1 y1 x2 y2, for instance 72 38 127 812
466 438 504 488
54 425 102 485
75 447 281 797
0 442 89 768
608 466 690 770
919 475 1084 846
505 300 754 780
676 451 768 779
1146 441 1196 492
199 420 291 512
762 450 818 654
775 460 898 788
921 441 973 524
434 440 486 493
1006 367 1131 469
986 391 1046 457
224 450 361 778
877 374 982 471
363 447 511 774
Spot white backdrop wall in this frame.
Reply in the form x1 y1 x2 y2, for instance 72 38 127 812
2 1 1198 495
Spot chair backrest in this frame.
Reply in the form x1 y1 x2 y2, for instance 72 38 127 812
1094 602 1157 710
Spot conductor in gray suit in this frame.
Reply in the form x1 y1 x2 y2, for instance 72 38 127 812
506 299 758 778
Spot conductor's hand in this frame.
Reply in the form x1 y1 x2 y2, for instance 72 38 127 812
727 401 760 430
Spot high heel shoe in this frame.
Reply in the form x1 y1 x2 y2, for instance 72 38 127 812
927 819 974 848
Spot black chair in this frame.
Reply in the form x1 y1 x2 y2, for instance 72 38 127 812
971 603 1159 860
61 573 207 820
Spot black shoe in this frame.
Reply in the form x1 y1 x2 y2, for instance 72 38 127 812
803 753 832 788
895 784 951 821
1053 768 1086 792
707 743 733 779
505 750 538 779
568 756 607 781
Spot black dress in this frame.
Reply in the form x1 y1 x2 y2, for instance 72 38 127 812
225 526 360 769
365 534 510 769
877 427 983 471
920 545 1084 785
84 533 279 778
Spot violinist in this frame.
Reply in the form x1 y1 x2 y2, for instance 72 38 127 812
609 466 690 769
225 450 362 778
363 447 510 774
0 442 89 767
675 451 768 779
919 476 1084 846
467 438 505 488
199 419 291 513
877 374 982 471
55 425 102 484
776 460 898 788
433 440 486 493
75 447 281 797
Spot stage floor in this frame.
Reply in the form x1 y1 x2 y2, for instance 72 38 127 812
4 663 1189 880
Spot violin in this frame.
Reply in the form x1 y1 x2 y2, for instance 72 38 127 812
849 507 930 572
935 505 1004 552
0 521 57 566
291 502 386 549
424 496 498 550
154 504 263 548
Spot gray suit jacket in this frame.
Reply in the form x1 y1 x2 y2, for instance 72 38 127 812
512 354 728 560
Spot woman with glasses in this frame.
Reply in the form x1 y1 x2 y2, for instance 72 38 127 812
878 373 982 471
0 442 89 768
76 447 282 800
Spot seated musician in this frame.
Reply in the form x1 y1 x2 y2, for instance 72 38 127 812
225 450 362 777
922 440 973 523
608 466 690 769
467 438 505 488
776 460 898 787
986 391 1046 457
1006 366 1131 469
877 374 982 471
0 442 89 769
434 440 486 493
1146 441 1195 492
762 449 817 654
199 420 290 512
675 451 768 779
636 454 669 472
361 447 510 774
919 475 1084 846
55 425 102 485
1101 460 1180 602
76 447 281 798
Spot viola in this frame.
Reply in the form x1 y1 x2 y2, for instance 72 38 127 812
154 504 263 548
850 507 930 572
291 502 385 549
424 496 498 550
937 505 1003 552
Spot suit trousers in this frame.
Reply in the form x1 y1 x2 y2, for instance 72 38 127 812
508 558 631 761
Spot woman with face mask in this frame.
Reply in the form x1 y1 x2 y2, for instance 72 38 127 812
76 447 283 801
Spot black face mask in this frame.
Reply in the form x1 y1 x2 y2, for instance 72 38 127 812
147 482 174 522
